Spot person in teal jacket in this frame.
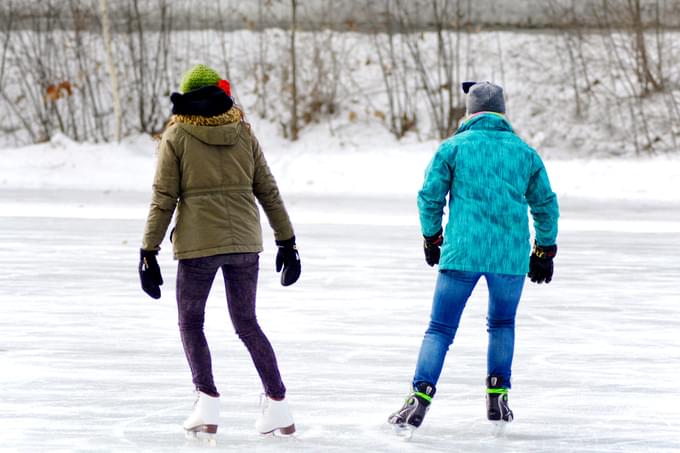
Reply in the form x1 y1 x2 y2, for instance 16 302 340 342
388 81 559 436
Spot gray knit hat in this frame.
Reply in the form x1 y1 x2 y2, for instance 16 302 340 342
463 81 505 114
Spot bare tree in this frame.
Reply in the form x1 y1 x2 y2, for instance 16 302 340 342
7 0 69 142
0 0 32 143
255 0 271 117
100 0 121 142
216 0 233 82
124 0 173 135
0 0 11 89
372 0 418 138
241 0 344 138
289 0 299 140
547 0 588 117
628 0 662 93
393 0 467 139
243 0 278 119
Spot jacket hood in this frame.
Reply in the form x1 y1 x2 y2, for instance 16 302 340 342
177 122 241 146
457 112 513 134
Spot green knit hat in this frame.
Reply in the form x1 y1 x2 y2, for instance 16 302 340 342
179 64 221 93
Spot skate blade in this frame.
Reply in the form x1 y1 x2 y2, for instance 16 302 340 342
184 426 218 446
260 424 296 437
184 432 217 446
391 424 415 441
185 424 218 434
490 420 508 437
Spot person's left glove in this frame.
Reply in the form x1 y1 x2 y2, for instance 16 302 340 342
275 236 301 287
527 243 557 284
139 249 163 299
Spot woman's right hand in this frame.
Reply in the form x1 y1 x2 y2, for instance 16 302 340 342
139 249 164 299
423 229 444 267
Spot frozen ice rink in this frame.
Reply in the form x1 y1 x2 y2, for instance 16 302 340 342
1 190 679 452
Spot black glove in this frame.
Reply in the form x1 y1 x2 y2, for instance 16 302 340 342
423 229 444 267
528 243 557 284
275 236 301 286
139 249 163 299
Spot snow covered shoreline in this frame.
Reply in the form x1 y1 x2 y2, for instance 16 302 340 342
1 131 679 204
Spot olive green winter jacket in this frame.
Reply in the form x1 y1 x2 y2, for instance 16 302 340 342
142 117 294 259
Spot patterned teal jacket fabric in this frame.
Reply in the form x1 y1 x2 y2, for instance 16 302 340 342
418 113 559 275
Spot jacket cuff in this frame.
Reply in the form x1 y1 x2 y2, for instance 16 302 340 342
533 243 557 258
423 229 443 241
275 236 296 248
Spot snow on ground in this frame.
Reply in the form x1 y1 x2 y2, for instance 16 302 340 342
1 128 680 202
1 133 680 451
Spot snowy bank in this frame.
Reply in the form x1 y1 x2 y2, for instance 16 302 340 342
1 129 679 203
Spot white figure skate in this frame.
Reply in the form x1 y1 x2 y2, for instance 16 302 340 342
255 395 296 436
183 391 219 444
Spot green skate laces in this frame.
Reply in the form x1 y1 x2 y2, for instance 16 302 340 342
413 391 433 403
486 388 509 395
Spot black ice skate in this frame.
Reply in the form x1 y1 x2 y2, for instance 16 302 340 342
486 375 513 435
387 382 435 439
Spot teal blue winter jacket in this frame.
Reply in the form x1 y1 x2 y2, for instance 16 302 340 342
418 113 559 275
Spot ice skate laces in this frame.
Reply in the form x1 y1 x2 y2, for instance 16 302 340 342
258 393 268 414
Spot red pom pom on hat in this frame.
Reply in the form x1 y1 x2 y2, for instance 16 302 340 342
217 79 231 97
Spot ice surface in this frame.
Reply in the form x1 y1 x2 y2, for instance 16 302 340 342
1 189 679 452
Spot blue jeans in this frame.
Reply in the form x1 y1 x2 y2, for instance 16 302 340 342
413 270 525 389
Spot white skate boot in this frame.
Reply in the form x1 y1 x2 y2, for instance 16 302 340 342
183 391 219 440
255 395 296 436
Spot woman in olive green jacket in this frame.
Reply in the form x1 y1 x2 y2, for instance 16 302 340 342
139 65 300 438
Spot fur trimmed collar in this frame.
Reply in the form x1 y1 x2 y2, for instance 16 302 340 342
172 108 242 127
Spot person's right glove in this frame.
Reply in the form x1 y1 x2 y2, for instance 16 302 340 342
275 236 301 286
423 229 444 267
528 243 557 284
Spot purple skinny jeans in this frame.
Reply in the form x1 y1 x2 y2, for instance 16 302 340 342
176 253 286 399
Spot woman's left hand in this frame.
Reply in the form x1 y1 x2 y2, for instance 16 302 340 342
275 237 301 286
